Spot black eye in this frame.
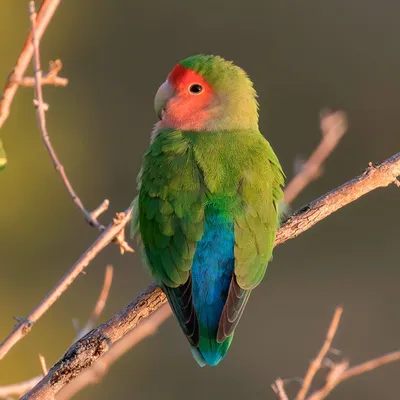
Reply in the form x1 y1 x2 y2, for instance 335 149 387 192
189 84 203 94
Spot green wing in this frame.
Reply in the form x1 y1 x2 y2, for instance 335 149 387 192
234 138 284 288
137 130 205 345
217 137 285 341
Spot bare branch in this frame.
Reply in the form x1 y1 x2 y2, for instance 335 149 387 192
276 152 400 246
0 0 132 364
75 265 114 340
29 1 108 231
0 208 132 361
307 351 400 400
8 267 114 400
296 306 343 400
22 151 400 399
0 377 42 399
0 0 61 130
284 110 347 204
57 305 172 400
271 305 400 400
21 284 168 400
18 59 68 87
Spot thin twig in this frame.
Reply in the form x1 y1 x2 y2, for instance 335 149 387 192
21 151 400 399
0 377 42 399
307 351 400 400
75 265 114 340
0 208 132 361
57 304 172 400
275 152 400 245
273 305 400 400
0 0 61 130
18 59 68 87
284 110 347 204
29 1 109 231
272 378 290 400
21 284 167 400
296 306 344 400
0 6 132 365
0 355 47 399
0 267 112 399
38 355 48 376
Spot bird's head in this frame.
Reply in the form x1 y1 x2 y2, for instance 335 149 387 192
154 54 259 132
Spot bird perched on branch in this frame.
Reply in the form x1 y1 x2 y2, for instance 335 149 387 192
133 54 285 366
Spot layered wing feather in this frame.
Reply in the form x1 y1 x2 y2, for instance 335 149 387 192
217 137 285 342
137 130 205 345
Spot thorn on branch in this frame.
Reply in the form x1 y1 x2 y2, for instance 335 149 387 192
38 354 48 375
329 348 342 356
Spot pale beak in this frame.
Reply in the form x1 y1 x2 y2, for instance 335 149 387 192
154 80 174 120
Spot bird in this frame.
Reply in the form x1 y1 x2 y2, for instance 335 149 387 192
132 54 285 366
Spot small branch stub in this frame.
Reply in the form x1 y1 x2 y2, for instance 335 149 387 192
18 59 68 87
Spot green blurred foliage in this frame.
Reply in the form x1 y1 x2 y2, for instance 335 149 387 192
0 0 400 399
0 140 6 171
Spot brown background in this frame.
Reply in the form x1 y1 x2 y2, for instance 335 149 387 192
0 1 399 399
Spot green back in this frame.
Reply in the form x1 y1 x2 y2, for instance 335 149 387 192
136 128 284 291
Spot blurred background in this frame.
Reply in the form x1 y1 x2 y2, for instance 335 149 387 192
1 1 400 399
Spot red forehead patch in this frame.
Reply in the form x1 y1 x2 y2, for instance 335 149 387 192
168 64 211 92
168 64 187 86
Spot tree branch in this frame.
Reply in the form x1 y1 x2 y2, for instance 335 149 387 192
29 1 109 232
18 59 68 88
275 152 400 246
296 307 343 400
307 348 400 399
273 306 400 400
0 208 132 361
284 110 347 204
0 377 42 399
0 0 61 130
21 284 167 400
57 304 172 400
21 151 400 399
0 267 113 399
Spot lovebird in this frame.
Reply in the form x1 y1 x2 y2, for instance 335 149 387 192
133 54 285 366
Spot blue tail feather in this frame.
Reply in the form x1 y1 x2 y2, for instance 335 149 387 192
191 211 235 366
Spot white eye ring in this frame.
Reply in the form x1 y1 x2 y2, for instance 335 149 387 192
188 83 203 94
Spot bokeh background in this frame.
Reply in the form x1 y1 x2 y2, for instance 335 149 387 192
1 1 400 399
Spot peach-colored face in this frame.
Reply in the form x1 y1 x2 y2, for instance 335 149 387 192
155 64 216 131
